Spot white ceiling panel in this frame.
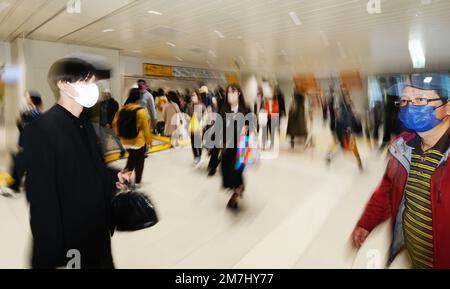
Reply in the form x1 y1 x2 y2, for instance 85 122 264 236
2 0 450 75
29 0 137 41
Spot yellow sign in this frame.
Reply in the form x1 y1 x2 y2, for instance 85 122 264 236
226 73 239 84
143 64 173 77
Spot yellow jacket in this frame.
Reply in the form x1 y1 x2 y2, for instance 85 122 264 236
112 103 152 148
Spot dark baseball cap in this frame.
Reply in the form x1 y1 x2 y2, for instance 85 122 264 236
387 72 450 99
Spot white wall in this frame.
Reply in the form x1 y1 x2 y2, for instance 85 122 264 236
0 41 10 64
23 39 121 110
0 41 10 155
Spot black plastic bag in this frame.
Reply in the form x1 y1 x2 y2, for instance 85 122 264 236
111 190 158 232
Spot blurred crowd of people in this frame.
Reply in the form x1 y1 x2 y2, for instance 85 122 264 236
1 56 449 269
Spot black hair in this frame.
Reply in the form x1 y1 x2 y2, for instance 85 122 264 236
28 91 42 107
214 86 225 100
124 88 141 105
137 79 146 84
167 91 178 103
47 58 96 98
221 84 249 115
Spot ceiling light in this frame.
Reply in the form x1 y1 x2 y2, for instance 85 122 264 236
424 77 432 83
214 30 225 39
102 29 115 33
148 10 162 15
167 42 176 47
288 11 302 26
176 56 183 61
337 42 347 59
0 1 11 13
408 39 426 68
319 30 330 47
209 50 217 58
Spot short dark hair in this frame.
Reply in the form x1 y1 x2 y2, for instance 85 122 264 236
157 88 165 97
167 91 178 103
137 79 146 84
125 88 141 105
48 58 96 98
28 91 42 107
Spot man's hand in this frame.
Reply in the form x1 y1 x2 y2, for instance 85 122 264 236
116 170 133 190
352 226 370 249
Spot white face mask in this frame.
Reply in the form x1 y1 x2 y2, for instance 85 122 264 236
262 84 273 100
228 92 239 106
67 83 99 108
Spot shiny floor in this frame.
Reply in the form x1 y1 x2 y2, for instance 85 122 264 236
0 119 411 269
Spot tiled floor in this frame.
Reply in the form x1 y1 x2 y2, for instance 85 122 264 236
0 123 411 269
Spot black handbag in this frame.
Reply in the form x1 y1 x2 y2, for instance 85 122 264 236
111 185 158 232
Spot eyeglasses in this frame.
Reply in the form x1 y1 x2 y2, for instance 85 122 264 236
395 98 443 107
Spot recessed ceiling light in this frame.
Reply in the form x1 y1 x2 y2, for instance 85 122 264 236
214 30 225 39
102 29 115 33
409 39 426 68
167 42 176 47
288 11 302 26
148 10 162 15
209 50 217 58
0 2 11 12
337 42 347 59
319 30 330 47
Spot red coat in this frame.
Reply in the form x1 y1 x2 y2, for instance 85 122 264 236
357 130 450 268
263 99 279 116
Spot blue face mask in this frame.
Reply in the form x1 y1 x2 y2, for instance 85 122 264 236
399 105 445 133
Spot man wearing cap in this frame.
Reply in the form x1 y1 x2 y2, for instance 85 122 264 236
352 73 450 269
199 85 213 108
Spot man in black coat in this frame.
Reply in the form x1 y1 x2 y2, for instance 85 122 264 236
99 90 126 156
22 58 131 269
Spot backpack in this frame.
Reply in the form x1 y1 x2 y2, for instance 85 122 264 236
118 107 143 139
